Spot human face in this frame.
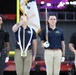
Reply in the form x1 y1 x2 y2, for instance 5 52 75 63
48 15 57 26
20 15 28 24
0 17 3 25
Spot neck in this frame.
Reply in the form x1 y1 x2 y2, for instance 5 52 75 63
49 25 56 30
22 24 27 29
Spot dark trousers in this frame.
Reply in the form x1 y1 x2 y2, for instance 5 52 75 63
0 49 6 75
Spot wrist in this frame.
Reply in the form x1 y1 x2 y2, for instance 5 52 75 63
6 53 9 57
33 55 36 57
16 23 21 27
62 55 65 57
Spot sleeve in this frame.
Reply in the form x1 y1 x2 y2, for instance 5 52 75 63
32 29 37 40
69 33 75 44
40 29 46 41
5 31 9 42
61 30 65 41
15 31 18 41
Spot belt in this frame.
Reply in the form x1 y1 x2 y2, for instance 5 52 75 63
45 48 61 50
16 48 32 51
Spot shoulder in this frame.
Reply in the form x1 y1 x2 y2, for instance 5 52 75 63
28 26 36 34
28 26 35 31
57 27 63 32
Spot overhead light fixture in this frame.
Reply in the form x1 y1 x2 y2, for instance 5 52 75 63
46 3 51 6
57 1 65 8
72 1 76 5
41 1 45 5
65 2 69 5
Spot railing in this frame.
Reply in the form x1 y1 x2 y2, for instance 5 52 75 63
39 12 76 21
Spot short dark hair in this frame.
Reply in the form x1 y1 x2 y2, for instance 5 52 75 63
20 13 28 18
48 13 58 19
20 11 28 17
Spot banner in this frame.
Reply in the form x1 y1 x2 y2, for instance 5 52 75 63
20 0 41 34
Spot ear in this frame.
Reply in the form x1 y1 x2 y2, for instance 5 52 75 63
47 19 49 23
56 19 57 23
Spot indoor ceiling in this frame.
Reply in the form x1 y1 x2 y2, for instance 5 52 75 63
36 0 76 11
36 0 69 4
36 0 69 10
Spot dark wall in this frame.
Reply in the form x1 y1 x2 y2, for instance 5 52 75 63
0 0 16 14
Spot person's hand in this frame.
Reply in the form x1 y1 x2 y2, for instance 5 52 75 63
5 57 9 63
61 56 65 62
43 41 50 48
20 19 25 25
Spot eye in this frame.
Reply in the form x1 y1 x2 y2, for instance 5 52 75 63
53 19 56 20
50 18 56 20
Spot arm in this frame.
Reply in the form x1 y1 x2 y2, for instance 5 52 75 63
12 23 21 32
5 42 10 57
61 41 65 56
69 32 76 54
41 41 44 47
40 29 46 48
12 15 28 32
32 39 37 61
69 43 76 54
4 31 10 57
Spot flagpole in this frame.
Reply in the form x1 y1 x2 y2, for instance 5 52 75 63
9 0 20 56
17 0 20 23
45 7 48 42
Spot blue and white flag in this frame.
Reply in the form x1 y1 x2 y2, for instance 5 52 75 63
20 0 41 34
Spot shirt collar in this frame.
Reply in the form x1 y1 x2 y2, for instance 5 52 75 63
21 26 29 30
48 27 58 30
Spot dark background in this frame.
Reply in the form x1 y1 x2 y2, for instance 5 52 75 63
0 0 16 14
0 0 76 14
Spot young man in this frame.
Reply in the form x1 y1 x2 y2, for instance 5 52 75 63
40 14 65 75
69 32 76 69
12 14 37 75
0 16 10 75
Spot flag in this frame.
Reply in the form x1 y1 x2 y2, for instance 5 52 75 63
20 0 41 34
